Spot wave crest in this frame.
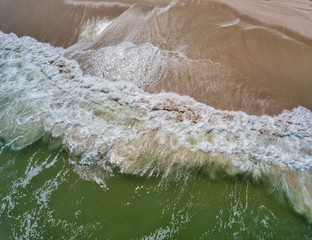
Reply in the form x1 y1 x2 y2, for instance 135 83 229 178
0 32 312 222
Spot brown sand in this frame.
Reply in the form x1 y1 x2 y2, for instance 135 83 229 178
216 0 312 41
0 0 312 115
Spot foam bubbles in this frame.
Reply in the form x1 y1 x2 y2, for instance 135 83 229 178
0 31 312 222
78 18 113 42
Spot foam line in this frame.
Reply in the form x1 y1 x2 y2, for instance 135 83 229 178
0 31 311 222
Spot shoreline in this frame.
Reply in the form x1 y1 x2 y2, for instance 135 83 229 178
1 31 312 222
0 0 312 116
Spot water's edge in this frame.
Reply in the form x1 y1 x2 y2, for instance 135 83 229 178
0 31 312 223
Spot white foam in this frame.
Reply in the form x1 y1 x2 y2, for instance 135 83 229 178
71 41 193 89
244 25 304 45
0 31 312 222
220 18 240 28
78 18 113 42
64 0 130 8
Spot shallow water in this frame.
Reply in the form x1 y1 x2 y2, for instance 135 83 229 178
0 31 312 238
1 0 312 115
0 138 311 239
0 0 312 238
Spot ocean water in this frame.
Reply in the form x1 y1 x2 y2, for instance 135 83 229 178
0 30 312 239
0 0 312 239
0 138 311 239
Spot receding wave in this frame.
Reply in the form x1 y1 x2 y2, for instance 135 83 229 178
0 32 311 223
64 0 131 8
70 1 312 116
1 0 312 116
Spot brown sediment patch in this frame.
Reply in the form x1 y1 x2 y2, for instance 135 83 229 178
152 100 202 123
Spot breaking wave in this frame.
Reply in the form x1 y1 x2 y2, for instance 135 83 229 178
0 31 312 223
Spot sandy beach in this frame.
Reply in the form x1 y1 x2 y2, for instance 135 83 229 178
0 0 311 115
0 1 312 238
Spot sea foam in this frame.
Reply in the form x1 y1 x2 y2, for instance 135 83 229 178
0 32 311 222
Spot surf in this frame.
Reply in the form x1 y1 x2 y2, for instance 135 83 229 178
0 31 311 223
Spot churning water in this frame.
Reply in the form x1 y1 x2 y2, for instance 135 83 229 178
0 0 312 239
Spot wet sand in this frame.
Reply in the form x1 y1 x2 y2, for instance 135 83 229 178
0 0 312 115
217 0 312 41
0 0 130 47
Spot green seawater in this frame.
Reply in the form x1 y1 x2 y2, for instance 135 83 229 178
0 137 311 239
